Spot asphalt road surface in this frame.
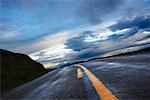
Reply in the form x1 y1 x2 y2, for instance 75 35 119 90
2 53 150 100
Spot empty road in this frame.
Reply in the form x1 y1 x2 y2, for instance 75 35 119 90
2 52 150 100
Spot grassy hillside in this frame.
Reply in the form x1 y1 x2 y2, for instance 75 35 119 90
0 49 47 93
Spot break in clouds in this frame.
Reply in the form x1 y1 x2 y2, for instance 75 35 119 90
0 0 150 68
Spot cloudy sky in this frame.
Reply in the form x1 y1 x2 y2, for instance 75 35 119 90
0 0 150 68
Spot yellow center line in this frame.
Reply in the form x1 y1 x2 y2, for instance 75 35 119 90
76 64 118 100
77 68 83 79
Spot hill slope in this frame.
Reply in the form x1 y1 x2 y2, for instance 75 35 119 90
0 49 47 93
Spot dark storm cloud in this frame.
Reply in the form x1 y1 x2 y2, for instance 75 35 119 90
65 27 139 53
77 0 123 24
65 31 94 51
72 49 102 61
65 15 150 62
110 15 150 31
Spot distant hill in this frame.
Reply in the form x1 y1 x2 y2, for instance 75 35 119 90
0 49 47 93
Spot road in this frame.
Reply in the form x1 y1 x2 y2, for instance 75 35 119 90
2 53 150 100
